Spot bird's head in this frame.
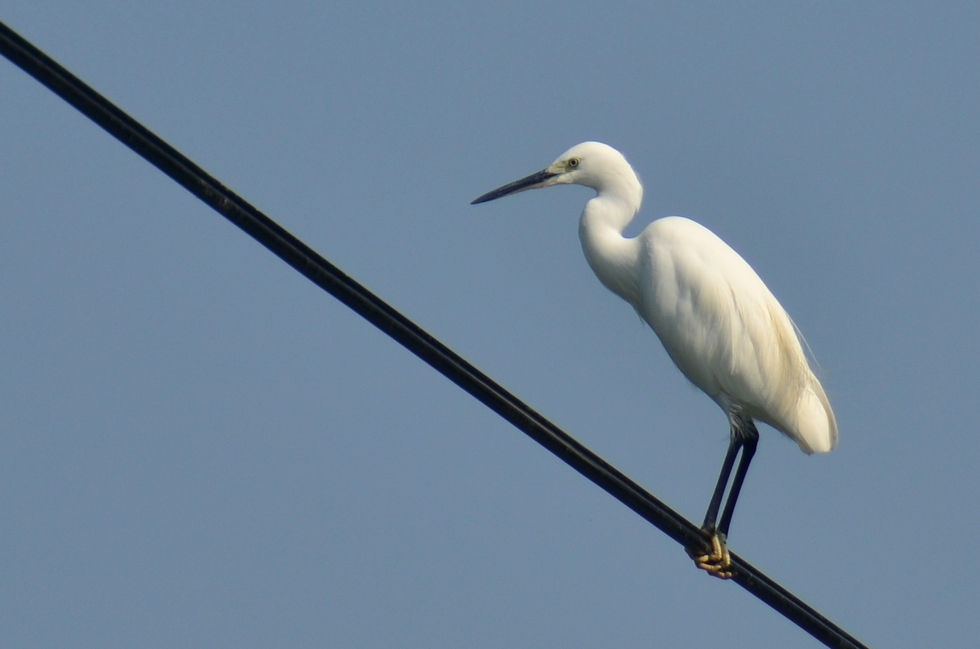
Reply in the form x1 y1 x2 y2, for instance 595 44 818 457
471 141 641 207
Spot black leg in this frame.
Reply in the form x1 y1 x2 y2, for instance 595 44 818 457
701 410 760 536
690 411 758 579
702 427 742 533
718 417 759 537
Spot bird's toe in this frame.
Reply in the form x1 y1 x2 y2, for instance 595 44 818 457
687 533 733 580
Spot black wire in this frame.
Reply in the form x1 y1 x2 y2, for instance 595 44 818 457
0 20 868 649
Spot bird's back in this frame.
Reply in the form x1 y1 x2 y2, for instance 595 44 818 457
636 217 837 454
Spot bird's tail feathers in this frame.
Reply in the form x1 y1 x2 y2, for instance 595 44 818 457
794 379 838 454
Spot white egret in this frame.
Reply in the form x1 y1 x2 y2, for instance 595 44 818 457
472 142 837 579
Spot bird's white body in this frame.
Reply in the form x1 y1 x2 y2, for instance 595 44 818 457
472 141 835 458
590 212 836 453
569 142 837 454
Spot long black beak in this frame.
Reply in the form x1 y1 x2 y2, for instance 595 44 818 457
471 169 557 204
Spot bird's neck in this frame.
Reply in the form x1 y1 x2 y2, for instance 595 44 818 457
578 193 642 306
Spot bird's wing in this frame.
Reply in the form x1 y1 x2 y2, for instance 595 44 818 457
639 218 836 452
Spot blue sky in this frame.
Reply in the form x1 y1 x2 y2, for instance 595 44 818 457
2 3 979 647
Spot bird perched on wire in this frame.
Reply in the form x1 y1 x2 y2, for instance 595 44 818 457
472 142 837 579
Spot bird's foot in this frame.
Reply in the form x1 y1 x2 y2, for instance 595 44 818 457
686 532 733 580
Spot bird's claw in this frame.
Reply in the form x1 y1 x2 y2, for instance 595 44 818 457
686 533 733 580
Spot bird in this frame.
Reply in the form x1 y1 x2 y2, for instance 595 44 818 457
471 142 837 579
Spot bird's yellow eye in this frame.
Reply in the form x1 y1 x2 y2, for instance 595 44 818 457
567 157 580 168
